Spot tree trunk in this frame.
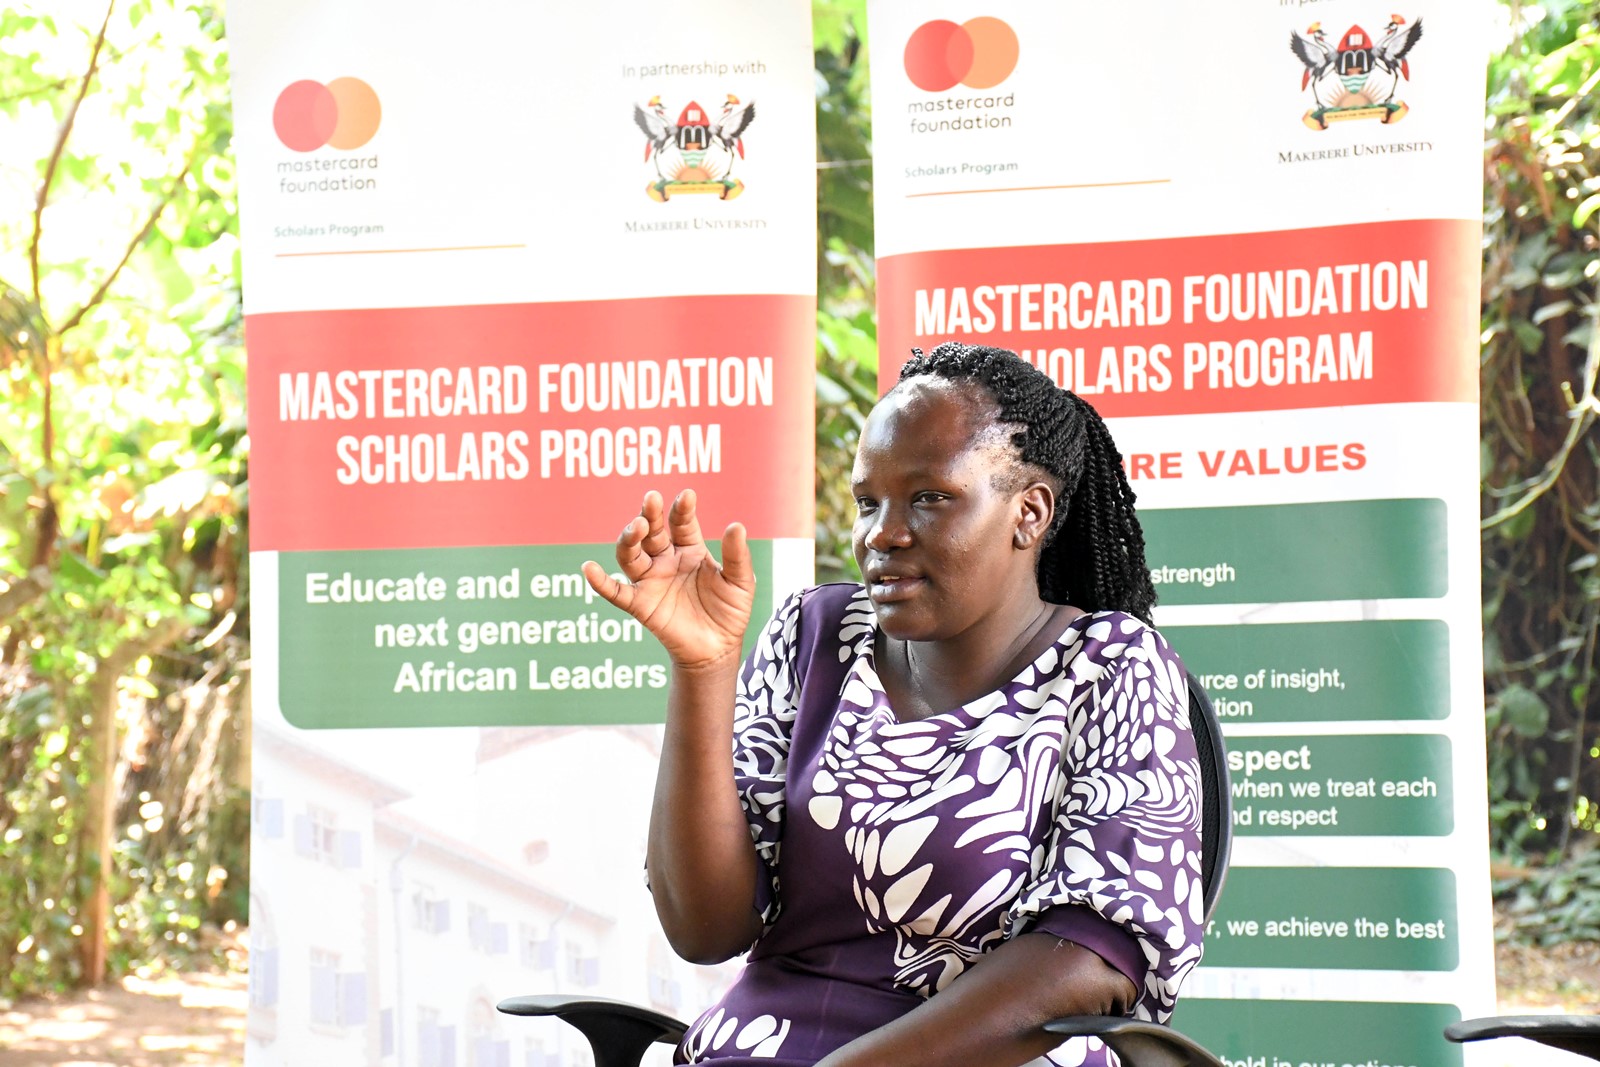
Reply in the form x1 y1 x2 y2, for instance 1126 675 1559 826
79 616 187 985
232 668 251 794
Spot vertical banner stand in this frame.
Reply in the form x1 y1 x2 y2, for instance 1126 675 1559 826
869 3 1495 1064
229 2 816 1062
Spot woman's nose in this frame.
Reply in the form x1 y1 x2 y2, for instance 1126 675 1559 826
864 506 912 550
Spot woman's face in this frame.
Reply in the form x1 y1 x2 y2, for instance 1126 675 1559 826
850 379 1053 642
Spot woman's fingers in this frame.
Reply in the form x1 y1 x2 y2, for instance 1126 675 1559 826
637 489 673 557
613 514 654 580
581 560 632 612
720 522 754 591
612 489 735 589
669 489 706 548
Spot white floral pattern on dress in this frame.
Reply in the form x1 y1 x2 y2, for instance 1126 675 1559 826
716 587 1203 1067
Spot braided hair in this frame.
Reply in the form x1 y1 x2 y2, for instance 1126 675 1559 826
898 341 1157 624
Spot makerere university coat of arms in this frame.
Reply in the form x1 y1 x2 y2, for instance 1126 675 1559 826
633 95 756 201
1290 15 1423 130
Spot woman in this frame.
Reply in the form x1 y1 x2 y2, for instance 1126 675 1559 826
583 343 1203 1067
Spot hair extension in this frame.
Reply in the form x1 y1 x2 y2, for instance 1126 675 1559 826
898 341 1157 624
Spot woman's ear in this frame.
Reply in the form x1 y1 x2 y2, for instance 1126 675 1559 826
1014 482 1056 549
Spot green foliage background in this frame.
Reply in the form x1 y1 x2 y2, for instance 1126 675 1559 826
1481 0 1600 941
0 0 247 997
0 0 1596 999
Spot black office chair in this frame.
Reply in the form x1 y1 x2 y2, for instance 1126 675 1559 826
498 672 1235 1067
1444 1015 1600 1061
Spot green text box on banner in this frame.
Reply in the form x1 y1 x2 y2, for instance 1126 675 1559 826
278 541 775 728
1229 734 1453 835
1205 867 1457 970
1164 621 1451 723
1168 999 1462 1067
1142 499 1448 604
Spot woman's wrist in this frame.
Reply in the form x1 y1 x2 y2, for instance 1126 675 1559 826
670 645 745 677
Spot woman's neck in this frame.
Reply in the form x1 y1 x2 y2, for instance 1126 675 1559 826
880 597 1082 722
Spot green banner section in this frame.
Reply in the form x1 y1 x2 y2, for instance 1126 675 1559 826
1142 499 1448 605
1229 734 1453 836
1168 999 1462 1067
278 542 775 728
1205 867 1457 970
1165 621 1450 723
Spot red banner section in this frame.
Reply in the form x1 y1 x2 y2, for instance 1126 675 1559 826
247 294 815 552
877 219 1479 416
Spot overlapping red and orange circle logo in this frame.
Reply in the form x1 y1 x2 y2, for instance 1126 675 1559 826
903 17 1019 92
273 78 382 152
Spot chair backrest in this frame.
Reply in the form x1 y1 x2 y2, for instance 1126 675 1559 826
1185 671 1234 924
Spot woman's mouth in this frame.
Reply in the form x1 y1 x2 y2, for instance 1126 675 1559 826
868 575 926 601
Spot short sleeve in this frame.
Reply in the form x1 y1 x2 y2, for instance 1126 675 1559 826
731 589 805 928
1006 617 1205 1023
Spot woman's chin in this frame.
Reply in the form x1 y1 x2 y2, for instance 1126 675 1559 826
868 602 938 643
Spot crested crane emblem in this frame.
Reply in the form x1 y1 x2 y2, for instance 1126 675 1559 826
632 94 756 201
1290 14 1423 130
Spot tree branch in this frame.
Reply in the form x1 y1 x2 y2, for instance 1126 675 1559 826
0 78 73 106
30 0 117 309
57 146 201 338
1483 304 1600 529
0 567 51 621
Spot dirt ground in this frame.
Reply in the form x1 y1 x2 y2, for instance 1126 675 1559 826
0 971 246 1066
0 931 1595 1065
1493 937 1600 1013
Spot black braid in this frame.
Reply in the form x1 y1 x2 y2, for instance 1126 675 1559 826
898 341 1157 624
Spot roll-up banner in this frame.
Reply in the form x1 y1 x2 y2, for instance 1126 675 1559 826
230 1 815 1061
868 2 1496 1064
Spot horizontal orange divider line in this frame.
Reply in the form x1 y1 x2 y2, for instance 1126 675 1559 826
275 244 528 258
907 179 1170 198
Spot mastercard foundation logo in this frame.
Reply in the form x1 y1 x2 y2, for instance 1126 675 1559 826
903 17 1019 92
273 78 382 152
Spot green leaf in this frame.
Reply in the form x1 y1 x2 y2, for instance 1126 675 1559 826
815 372 850 406
1543 252 1594 288
101 531 158 555
1533 300 1575 324
1575 192 1600 228
1563 319 1595 350
1498 684 1552 739
55 553 107 586
1501 504 1538 542
147 248 194 306
1513 318 1546 353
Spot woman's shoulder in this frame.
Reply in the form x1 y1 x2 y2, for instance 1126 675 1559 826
798 583 873 653
796 581 867 608
1068 609 1187 685
753 583 872 668
777 582 871 635
1048 613 1192 735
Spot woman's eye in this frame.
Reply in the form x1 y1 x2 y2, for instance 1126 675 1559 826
854 497 877 513
913 492 947 506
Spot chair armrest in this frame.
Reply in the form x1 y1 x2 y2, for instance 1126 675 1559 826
1043 1015 1223 1067
1444 1015 1600 1060
497 995 688 1067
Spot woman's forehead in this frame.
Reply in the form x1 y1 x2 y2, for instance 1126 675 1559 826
879 377 994 425
855 379 1007 475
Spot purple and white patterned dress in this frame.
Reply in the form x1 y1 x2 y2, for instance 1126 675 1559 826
675 584 1204 1067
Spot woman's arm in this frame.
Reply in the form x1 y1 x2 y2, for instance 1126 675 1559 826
583 490 763 963
816 933 1136 1067
647 653 764 962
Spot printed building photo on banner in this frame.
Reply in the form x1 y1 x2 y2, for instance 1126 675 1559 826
227 0 817 1063
869 1 1492 1065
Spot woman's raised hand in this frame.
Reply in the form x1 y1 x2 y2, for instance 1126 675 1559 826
581 489 755 670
